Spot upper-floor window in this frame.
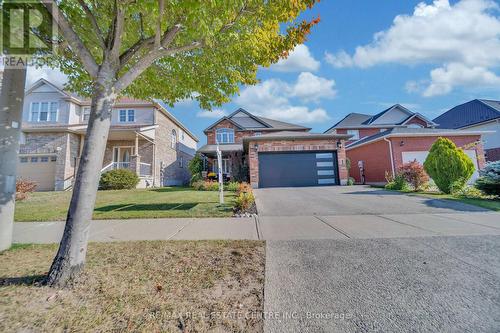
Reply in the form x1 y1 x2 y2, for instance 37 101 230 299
83 107 91 122
216 128 235 144
171 129 177 149
30 102 58 122
254 132 262 137
180 129 185 141
119 109 135 122
347 129 359 140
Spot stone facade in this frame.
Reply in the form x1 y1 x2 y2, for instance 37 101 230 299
247 138 349 188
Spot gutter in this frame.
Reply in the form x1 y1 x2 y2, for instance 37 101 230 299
383 137 396 178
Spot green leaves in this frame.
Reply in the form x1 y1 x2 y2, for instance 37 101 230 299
50 0 320 108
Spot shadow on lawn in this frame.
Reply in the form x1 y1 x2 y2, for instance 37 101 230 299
0 274 46 287
94 203 199 212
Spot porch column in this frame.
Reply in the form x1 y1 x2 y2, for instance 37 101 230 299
131 133 141 176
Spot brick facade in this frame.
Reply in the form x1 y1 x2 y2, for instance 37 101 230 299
347 135 485 184
247 138 348 188
485 147 500 162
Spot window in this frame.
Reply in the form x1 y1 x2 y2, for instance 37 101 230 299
19 132 26 144
30 157 38 163
119 109 135 122
20 157 28 163
83 107 91 122
347 129 359 140
40 156 49 162
379 128 387 133
171 129 177 149
50 156 57 162
254 132 262 137
30 102 58 122
179 156 184 167
180 129 185 141
216 128 235 143
214 158 230 174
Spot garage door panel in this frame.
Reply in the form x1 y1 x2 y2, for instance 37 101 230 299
17 156 56 191
259 151 338 188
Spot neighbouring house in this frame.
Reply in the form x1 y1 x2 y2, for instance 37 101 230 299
433 99 500 162
346 128 486 185
18 79 198 191
325 104 488 185
197 108 350 188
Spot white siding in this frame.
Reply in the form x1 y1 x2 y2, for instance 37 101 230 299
111 106 154 125
461 120 500 150
372 107 410 125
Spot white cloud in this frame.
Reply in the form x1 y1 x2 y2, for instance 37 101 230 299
290 72 337 102
196 109 227 118
269 44 320 72
324 0 500 96
235 72 334 124
26 66 67 87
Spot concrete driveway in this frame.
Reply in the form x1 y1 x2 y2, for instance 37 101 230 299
255 186 500 332
254 186 500 240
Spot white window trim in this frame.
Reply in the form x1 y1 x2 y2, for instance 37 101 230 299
347 129 360 140
82 107 91 122
213 158 230 174
29 101 59 122
118 109 135 122
216 128 235 144
171 129 177 149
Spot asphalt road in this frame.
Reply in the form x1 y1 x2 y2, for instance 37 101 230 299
264 236 500 332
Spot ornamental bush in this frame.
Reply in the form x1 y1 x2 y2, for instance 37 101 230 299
423 138 474 194
475 161 500 196
188 154 204 176
99 169 139 190
398 160 429 191
15 178 38 201
385 174 410 191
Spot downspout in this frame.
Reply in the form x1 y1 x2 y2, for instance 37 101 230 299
383 137 396 179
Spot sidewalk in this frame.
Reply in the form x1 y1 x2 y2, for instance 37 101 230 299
13 217 260 244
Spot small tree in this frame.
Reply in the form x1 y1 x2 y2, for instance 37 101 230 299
423 138 475 194
188 154 204 176
398 160 429 191
475 161 500 196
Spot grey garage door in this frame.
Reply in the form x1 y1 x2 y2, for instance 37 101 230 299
259 151 339 188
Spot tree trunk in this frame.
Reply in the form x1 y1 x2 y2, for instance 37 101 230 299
46 70 117 286
0 66 27 252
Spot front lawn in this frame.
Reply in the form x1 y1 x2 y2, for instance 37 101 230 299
0 241 265 332
15 187 236 221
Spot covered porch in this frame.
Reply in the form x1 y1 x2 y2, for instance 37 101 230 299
197 143 248 182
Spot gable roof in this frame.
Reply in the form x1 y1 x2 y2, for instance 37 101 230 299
361 104 414 125
203 108 310 133
434 99 500 129
346 127 489 150
324 113 372 132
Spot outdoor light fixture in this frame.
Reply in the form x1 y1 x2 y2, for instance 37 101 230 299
400 140 405 147
253 143 259 150
337 140 343 149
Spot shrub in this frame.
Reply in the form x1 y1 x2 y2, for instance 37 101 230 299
398 160 429 191
237 182 252 194
226 181 240 192
188 154 204 176
452 185 485 199
475 161 500 196
234 191 255 212
15 178 37 201
190 173 202 185
347 177 355 186
423 138 475 194
99 169 139 190
385 174 410 191
204 181 219 191
191 180 205 191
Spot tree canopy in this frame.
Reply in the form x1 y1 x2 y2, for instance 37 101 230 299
49 0 320 108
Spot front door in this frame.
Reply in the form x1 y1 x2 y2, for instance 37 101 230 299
113 147 133 167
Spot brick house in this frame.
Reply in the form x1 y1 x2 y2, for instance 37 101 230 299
433 99 500 162
324 104 437 145
18 79 198 191
198 108 350 188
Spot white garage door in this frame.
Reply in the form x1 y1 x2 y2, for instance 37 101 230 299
402 150 479 184
17 155 57 191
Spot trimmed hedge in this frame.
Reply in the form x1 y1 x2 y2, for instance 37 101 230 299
475 161 500 196
423 138 474 194
99 169 139 190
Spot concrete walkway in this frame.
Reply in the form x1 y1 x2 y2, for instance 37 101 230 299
13 217 259 244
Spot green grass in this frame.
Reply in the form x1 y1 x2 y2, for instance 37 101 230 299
15 187 236 222
409 192 500 211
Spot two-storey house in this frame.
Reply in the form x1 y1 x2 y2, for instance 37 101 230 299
18 79 198 191
198 108 351 188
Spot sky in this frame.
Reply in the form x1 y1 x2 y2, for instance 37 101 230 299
27 0 500 144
